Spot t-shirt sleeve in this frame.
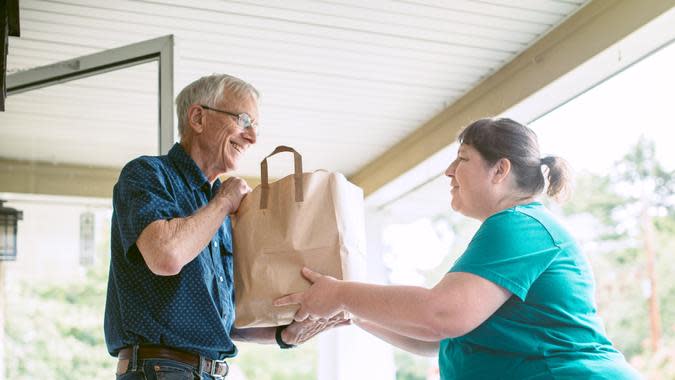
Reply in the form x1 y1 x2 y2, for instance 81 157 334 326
113 158 183 261
450 210 561 301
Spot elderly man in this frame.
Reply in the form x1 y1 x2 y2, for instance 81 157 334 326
105 74 340 379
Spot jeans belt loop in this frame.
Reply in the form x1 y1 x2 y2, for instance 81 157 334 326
196 354 204 380
130 345 140 372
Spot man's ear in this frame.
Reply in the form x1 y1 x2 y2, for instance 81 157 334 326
187 104 205 134
491 158 512 184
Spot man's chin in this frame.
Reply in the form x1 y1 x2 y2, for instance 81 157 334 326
223 163 237 173
225 157 239 172
221 151 239 171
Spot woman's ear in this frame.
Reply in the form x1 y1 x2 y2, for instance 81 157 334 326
491 158 512 184
187 104 205 134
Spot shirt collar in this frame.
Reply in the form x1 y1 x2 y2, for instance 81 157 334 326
168 143 210 190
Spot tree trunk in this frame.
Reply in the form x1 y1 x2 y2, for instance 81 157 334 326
642 208 661 352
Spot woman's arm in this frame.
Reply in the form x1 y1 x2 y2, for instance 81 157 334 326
355 319 439 357
276 268 511 341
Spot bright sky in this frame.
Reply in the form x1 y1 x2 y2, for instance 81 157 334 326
532 40 675 174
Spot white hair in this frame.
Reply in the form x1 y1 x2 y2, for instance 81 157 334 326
175 74 260 137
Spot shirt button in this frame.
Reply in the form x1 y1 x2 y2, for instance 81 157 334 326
219 276 224 282
214 241 218 248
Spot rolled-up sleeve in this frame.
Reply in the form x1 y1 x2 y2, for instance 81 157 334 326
113 158 182 262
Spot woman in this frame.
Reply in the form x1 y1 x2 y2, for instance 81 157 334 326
276 118 640 379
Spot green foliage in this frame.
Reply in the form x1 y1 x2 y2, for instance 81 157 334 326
562 137 675 378
4 251 116 379
563 173 625 224
654 214 675 234
614 137 674 205
230 341 318 380
393 350 428 380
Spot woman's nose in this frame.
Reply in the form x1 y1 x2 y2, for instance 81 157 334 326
445 161 456 177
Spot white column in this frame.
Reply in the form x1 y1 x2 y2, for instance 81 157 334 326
0 264 6 380
317 208 396 380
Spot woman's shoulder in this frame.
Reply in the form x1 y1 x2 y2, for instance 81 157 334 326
484 202 545 228
485 202 573 246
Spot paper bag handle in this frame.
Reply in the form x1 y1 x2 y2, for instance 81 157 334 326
260 145 304 209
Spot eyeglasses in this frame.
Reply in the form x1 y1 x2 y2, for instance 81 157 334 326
200 104 259 135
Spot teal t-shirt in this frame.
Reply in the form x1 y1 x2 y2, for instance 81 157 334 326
439 202 640 379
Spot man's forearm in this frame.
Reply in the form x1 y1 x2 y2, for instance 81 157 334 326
230 327 276 344
137 196 232 275
231 318 347 346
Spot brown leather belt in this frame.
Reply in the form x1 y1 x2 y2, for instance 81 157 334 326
118 346 229 378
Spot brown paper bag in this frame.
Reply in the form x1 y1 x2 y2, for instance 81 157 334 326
232 146 366 328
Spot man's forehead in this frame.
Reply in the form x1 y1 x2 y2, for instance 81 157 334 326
218 93 258 111
219 91 251 105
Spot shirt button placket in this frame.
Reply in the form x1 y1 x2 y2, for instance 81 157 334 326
213 241 222 283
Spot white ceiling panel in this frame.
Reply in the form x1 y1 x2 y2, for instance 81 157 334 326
0 61 159 167
1 0 591 179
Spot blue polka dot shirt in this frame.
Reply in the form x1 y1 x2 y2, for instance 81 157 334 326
104 143 237 360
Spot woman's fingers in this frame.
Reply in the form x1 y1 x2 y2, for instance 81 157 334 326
301 267 323 283
274 292 303 307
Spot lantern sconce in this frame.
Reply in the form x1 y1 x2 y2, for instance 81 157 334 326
79 211 95 266
0 199 23 261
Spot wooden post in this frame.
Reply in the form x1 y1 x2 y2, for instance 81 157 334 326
642 208 662 352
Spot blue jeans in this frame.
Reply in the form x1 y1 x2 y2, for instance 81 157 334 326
116 357 219 380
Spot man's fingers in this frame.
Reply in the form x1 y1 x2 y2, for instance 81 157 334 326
242 180 252 193
327 312 348 322
301 267 323 283
294 308 309 322
334 319 352 327
274 292 303 307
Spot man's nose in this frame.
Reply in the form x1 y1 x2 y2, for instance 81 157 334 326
244 127 257 144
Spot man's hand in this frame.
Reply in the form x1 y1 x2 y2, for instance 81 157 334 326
281 313 352 346
215 176 251 214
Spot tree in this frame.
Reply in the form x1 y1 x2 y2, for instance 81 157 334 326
611 136 674 351
564 136 674 354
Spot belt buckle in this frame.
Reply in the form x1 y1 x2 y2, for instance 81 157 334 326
210 358 229 379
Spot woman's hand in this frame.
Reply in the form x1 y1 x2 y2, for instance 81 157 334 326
274 267 345 321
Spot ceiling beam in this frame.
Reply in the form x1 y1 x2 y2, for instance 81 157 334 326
0 158 262 199
349 0 675 196
0 158 120 198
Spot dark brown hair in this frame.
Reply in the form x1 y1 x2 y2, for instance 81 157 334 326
457 118 571 200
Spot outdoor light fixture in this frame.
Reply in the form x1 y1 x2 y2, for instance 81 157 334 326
0 199 23 261
79 211 95 266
